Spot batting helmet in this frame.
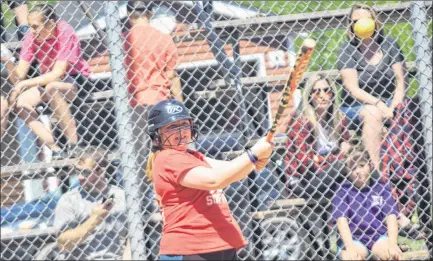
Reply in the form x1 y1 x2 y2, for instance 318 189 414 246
148 99 198 146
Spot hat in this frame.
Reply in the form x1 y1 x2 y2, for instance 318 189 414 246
127 1 154 12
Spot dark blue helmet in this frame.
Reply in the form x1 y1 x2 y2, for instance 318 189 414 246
148 99 197 146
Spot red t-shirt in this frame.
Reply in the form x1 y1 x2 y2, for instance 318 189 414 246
124 24 178 107
153 149 247 255
20 20 91 77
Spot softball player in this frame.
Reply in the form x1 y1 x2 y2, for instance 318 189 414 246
145 99 273 260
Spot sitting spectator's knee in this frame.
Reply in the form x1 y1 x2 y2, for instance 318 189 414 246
15 96 34 112
45 83 58 96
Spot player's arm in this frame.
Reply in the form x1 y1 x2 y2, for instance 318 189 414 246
180 140 272 190
205 157 227 169
180 154 255 190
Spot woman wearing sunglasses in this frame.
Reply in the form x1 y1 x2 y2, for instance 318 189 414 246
337 4 407 171
284 74 354 199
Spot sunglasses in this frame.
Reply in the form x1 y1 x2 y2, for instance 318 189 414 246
312 87 332 95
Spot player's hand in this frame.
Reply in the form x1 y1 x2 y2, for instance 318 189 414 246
250 137 274 161
387 243 403 260
255 159 268 171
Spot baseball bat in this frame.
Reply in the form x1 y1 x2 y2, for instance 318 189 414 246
266 38 316 142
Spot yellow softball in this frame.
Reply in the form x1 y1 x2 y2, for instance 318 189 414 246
354 17 375 39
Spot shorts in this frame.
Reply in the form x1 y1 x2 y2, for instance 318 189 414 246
340 100 392 124
336 234 388 259
160 248 237 261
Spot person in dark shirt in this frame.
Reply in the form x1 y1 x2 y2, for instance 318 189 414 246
337 4 407 170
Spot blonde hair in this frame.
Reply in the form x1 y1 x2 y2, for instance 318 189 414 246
301 73 344 141
145 151 158 182
346 4 384 44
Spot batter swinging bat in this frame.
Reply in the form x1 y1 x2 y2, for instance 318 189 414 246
266 38 316 142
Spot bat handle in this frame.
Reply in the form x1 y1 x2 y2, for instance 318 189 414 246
266 131 274 143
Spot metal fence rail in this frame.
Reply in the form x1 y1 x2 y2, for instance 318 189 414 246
1 1 432 260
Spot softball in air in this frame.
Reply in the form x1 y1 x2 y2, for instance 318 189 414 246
354 17 375 39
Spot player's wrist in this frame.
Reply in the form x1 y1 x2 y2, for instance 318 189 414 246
245 149 258 164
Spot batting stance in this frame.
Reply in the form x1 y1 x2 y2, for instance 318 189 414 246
145 99 273 260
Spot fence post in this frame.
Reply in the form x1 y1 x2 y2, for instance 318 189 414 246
104 2 147 259
410 1 433 253
410 1 433 200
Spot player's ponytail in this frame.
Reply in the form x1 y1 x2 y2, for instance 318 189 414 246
146 151 158 182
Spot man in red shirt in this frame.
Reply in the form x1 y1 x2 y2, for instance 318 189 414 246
124 0 183 222
124 1 182 108
124 0 182 169
145 99 274 260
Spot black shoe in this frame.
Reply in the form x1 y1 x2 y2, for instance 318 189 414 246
52 150 68 160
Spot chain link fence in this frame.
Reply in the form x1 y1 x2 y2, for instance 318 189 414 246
1 1 432 260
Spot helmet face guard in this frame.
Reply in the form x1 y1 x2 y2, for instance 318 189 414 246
147 100 198 150
155 120 198 148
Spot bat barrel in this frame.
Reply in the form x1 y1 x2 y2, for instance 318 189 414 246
266 38 316 142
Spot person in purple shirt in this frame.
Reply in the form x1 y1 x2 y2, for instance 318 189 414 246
332 147 402 260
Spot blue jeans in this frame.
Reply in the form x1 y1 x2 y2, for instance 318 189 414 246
16 118 39 165
340 100 393 124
